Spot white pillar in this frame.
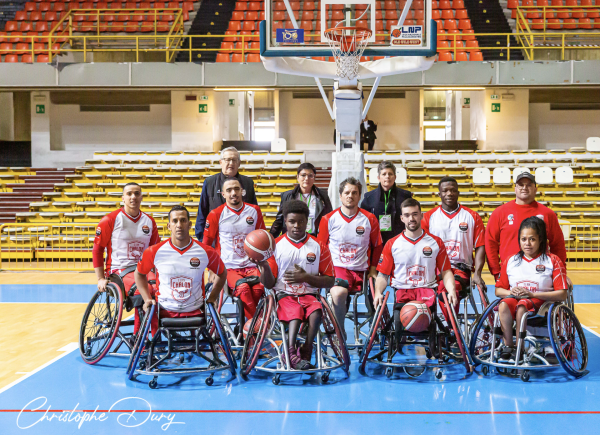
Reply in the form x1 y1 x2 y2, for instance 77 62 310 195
0 92 15 141
30 91 51 167
470 90 486 147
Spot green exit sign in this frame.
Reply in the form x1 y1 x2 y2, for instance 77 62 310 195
36 104 45 114
492 103 501 112
229 99 235 106
464 97 470 105
199 104 208 113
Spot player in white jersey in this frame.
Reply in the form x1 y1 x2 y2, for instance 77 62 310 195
421 177 486 319
135 206 227 334
204 177 267 321
495 216 568 360
318 177 383 336
93 182 160 331
252 200 335 370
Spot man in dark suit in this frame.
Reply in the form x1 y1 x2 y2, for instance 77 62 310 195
360 117 378 151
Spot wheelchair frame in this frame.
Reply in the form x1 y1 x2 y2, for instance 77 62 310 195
359 287 474 379
239 289 350 385
468 290 588 382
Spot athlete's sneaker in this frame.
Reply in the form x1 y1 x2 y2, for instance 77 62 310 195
299 342 313 363
288 346 312 370
499 345 514 361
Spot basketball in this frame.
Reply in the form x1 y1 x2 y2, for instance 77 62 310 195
242 318 263 339
400 302 432 333
244 229 275 262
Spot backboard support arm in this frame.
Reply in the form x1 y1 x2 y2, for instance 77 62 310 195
315 77 335 121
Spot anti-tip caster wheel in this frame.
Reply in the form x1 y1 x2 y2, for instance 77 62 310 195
482 365 489 376
148 378 158 389
272 374 281 385
385 367 393 378
434 369 443 380
205 376 214 386
321 372 330 383
520 370 530 382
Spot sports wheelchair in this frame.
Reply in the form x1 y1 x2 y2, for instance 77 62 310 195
79 266 151 364
126 301 237 388
469 288 588 382
238 289 350 385
359 286 474 379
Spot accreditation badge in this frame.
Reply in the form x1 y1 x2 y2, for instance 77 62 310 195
379 214 392 232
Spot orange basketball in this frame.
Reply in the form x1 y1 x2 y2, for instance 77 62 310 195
244 229 275 262
242 318 263 339
400 301 432 333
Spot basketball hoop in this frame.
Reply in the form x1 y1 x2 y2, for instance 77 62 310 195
324 26 373 80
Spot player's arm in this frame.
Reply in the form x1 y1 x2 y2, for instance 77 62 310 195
253 258 277 289
135 269 155 312
206 267 227 305
494 261 512 298
373 272 388 309
472 245 487 291
92 216 113 292
368 213 384 279
284 265 335 289
440 269 458 307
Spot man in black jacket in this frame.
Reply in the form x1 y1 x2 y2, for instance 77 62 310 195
194 147 258 241
359 161 412 246
360 117 377 151
270 163 333 237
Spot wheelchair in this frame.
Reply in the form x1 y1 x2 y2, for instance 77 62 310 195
126 301 237 388
469 288 588 382
359 286 474 379
209 282 246 357
238 289 350 385
79 265 151 364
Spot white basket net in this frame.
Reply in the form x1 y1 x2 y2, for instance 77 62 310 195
324 26 373 80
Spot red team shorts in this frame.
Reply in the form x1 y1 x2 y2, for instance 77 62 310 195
500 297 545 318
395 287 436 309
334 267 365 294
437 267 470 296
277 294 322 322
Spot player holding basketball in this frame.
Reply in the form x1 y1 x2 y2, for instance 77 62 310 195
93 182 160 332
318 177 383 337
203 177 267 321
252 200 335 370
135 206 227 332
374 198 457 343
421 177 486 319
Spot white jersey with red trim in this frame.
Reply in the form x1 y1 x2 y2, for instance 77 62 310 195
267 234 334 296
496 252 568 294
203 202 266 269
94 208 160 273
422 204 485 268
318 208 382 271
377 231 451 289
137 239 225 313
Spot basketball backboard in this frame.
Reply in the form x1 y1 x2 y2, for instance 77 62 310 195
260 0 437 58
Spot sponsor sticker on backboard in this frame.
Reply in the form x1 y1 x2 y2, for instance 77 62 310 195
276 28 305 44
390 25 423 46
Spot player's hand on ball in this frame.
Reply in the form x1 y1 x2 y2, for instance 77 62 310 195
143 299 156 312
283 264 308 284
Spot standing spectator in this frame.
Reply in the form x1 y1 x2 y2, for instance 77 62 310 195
485 172 567 281
270 163 333 238
360 116 378 151
194 147 257 242
360 161 412 246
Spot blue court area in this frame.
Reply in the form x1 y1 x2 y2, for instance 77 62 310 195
1 284 600 435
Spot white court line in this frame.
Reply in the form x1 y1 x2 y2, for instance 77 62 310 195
583 325 600 339
0 342 79 395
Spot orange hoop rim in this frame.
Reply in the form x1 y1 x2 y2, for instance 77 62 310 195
324 26 373 43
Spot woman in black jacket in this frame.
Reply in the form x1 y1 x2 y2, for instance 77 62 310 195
360 161 412 246
270 163 333 237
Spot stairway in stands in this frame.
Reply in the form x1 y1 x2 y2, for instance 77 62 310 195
462 0 524 60
314 167 332 190
177 0 236 62
0 168 75 224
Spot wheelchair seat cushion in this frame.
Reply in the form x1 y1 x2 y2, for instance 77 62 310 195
160 317 205 328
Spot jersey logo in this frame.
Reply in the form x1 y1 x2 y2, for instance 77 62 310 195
379 255 384 264
96 227 101 236
190 257 201 268
459 222 468 232
356 226 365 236
422 246 432 257
508 214 514 225
286 282 307 294
516 280 539 292
246 216 254 225
444 240 461 259
339 243 358 264
536 264 546 273
306 252 316 263
233 234 246 257
170 276 193 302
406 265 426 285
536 214 545 221
142 225 150 235
127 241 145 260
205 222 210 229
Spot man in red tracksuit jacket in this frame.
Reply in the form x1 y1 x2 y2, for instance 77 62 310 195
485 172 568 281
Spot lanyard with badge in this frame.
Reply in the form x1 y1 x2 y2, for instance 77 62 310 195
379 190 392 232
301 193 314 233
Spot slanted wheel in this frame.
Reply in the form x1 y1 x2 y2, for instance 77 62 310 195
358 365 366 376
440 291 473 373
207 302 238 374
126 304 155 379
468 298 503 367
359 292 390 374
319 294 351 373
79 284 123 364
240 295 273 376
520 370 530 382
549 303 588 378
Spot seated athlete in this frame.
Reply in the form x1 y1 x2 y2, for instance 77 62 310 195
93 182 160 332
253 200 335 370
422 176 486 320
374 198 458 344
203 177 266 321
135 205 227 333
318 177 383 337
495 216 568 361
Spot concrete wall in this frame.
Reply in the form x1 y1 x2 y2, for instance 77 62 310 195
0 92 14 141
529 103 600 149
482 89 529 150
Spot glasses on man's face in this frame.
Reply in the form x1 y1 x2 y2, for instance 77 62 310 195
298 173 315 179
222 158 239 164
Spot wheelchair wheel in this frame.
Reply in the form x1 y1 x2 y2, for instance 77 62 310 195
549 303 588 378
126 304 155 379
79 284 123 365
240 294 274 377
318 294 351 373
468 298 502 367
359 292 390 374
440 292 473 373
206 302 237 374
